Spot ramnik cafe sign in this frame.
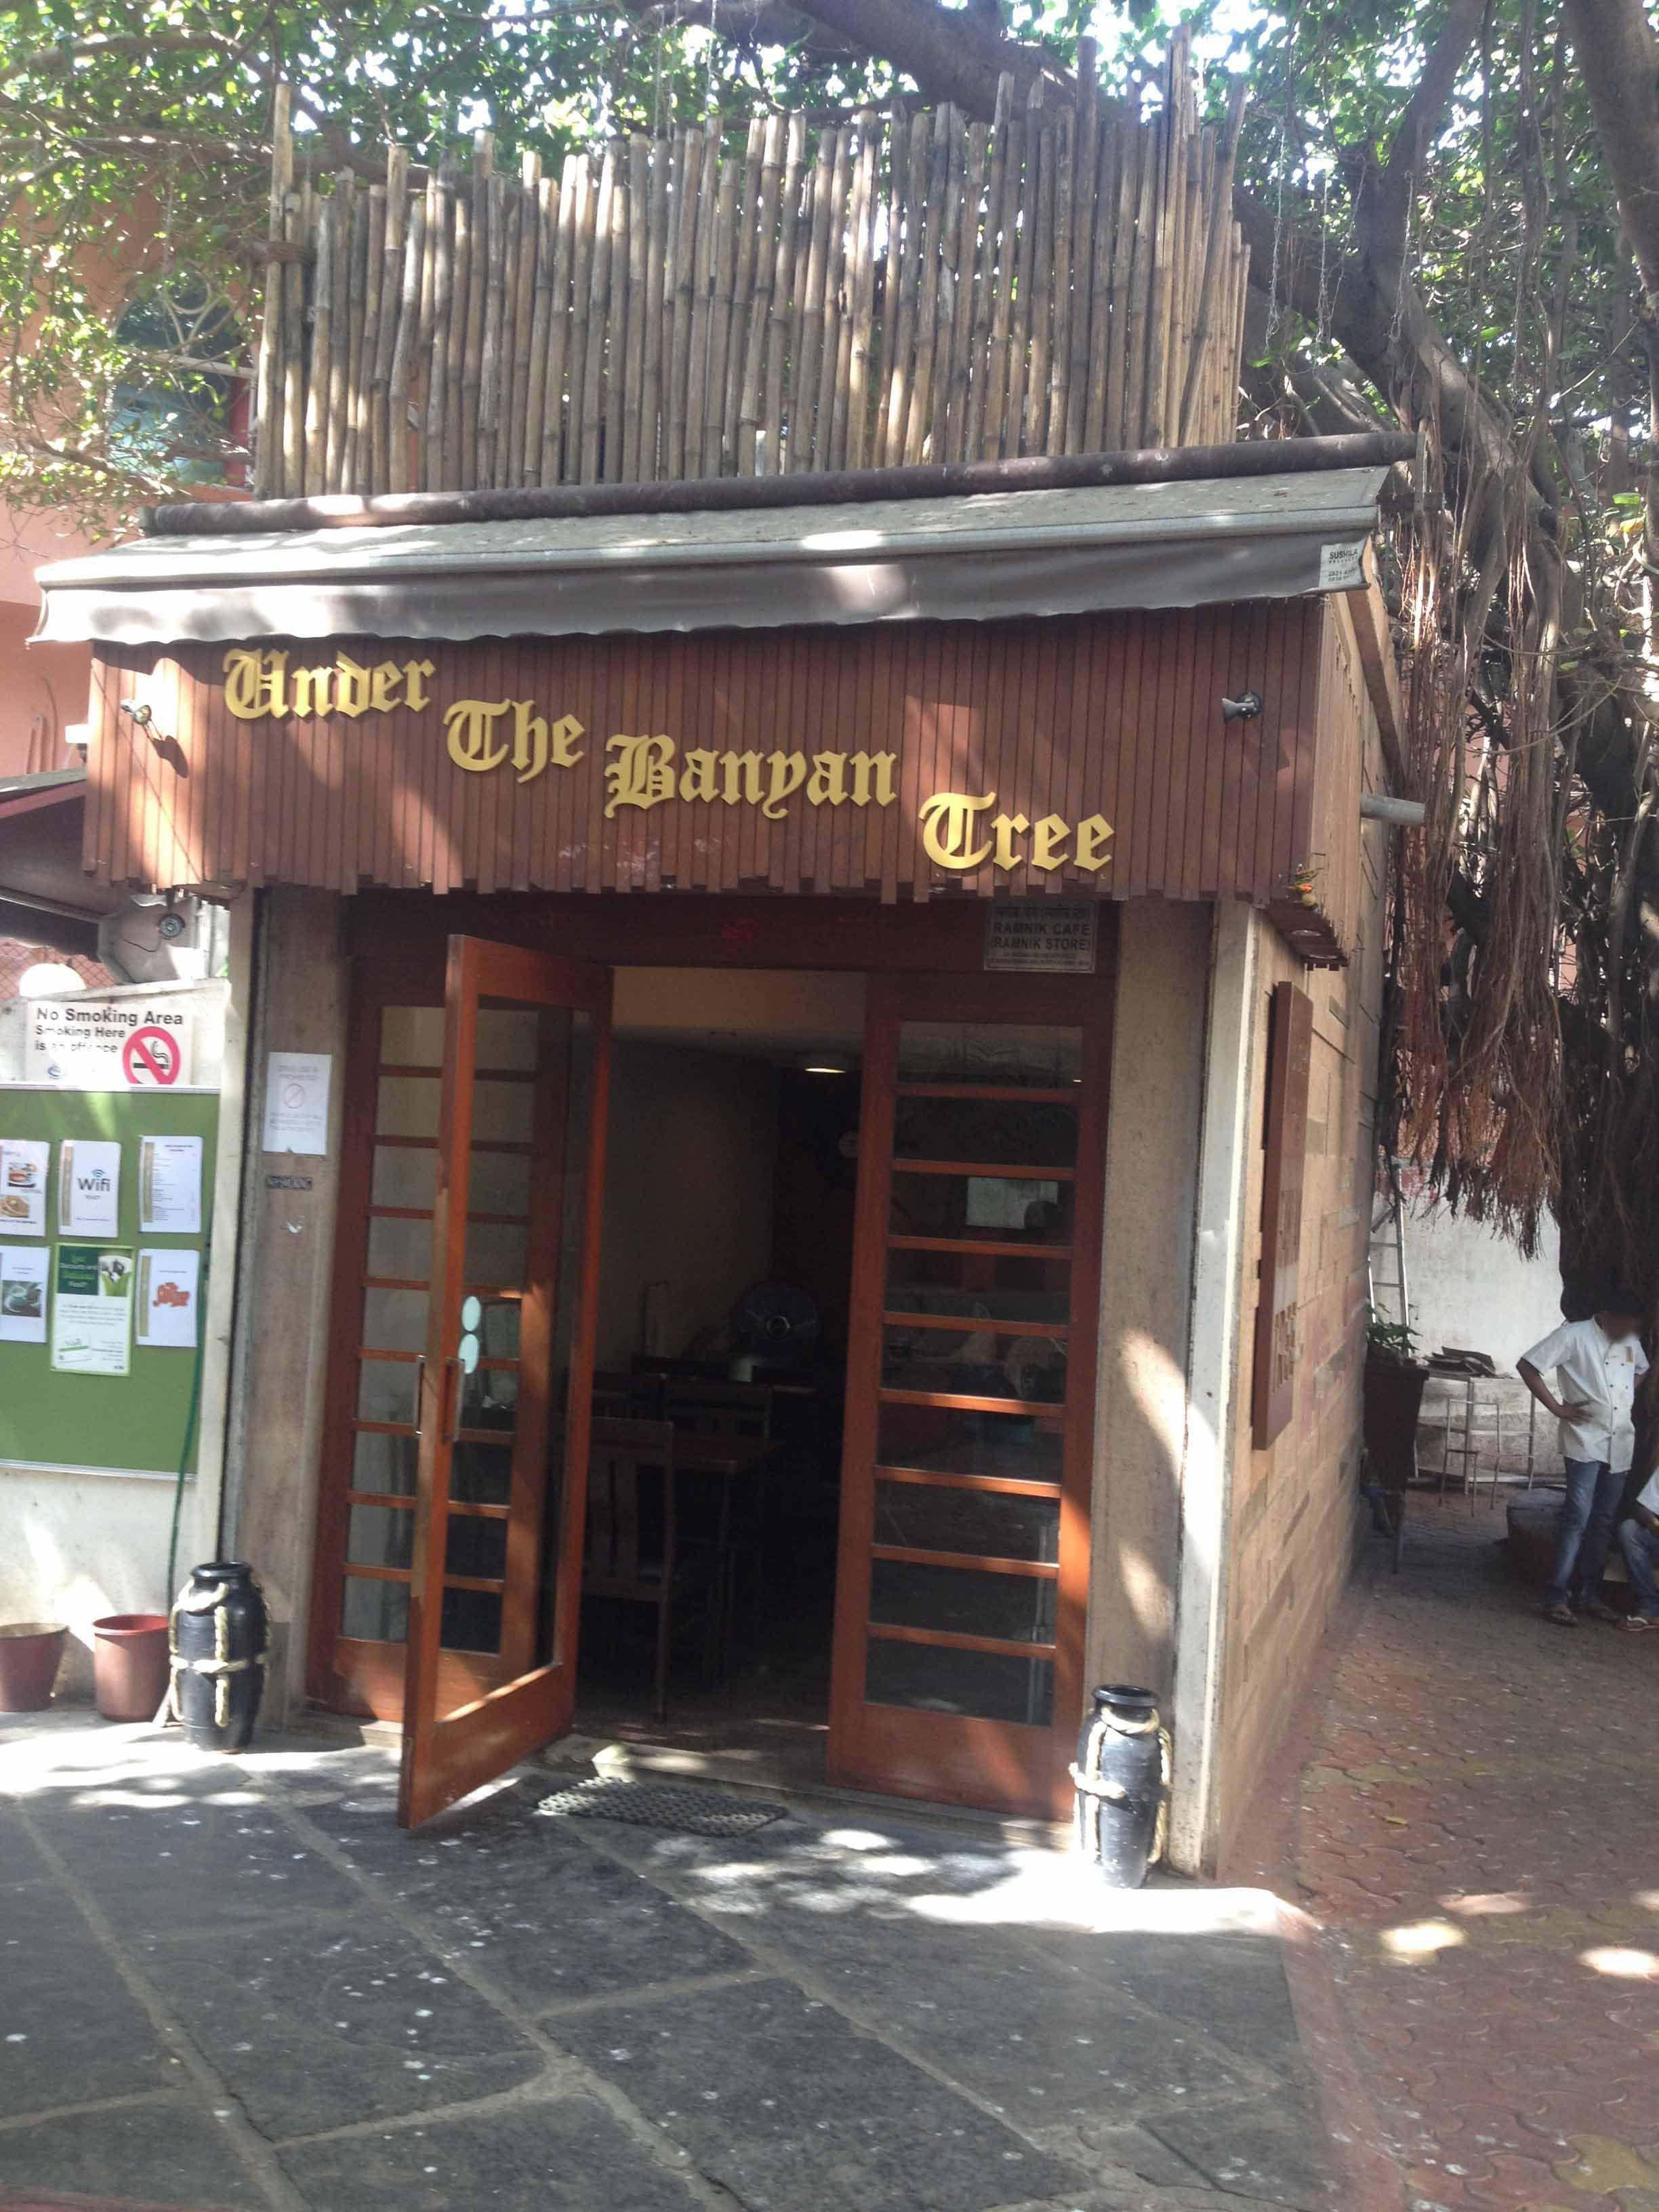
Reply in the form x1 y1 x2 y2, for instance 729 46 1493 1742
221 647 1115 879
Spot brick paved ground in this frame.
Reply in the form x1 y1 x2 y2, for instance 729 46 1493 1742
1232 1492 1659 2212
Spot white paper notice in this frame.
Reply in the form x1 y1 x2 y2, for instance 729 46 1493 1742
136 1247 200 1349
262 1052 333 1157
57 1140 121 1237
50 1243 133 1375
0 1244 49 1343
139 1134 203 1234
0 1139 48 1237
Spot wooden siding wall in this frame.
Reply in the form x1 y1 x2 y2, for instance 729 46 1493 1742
87 603 1329 906
253 33 1248 499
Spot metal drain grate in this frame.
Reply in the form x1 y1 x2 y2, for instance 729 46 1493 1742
535 1778 788 1838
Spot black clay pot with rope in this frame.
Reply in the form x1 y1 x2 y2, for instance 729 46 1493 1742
169 1563 269 1751
1071 1683 1166 1887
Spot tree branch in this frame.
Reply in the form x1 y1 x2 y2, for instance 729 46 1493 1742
1561 0 1659 304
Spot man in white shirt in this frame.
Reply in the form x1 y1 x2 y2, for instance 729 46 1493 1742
1517 1290 1649 1626
1618 1471 1659 1629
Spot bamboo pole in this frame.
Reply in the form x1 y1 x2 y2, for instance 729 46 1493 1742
1106 108 1139 447
523 173 557 485
304 194 334 493
601 142 629 482
623 136 651 481
1064 45 1099 455
342 182 371 492
790 131 834 470
722 118 766 472
506 152 541 485
882 112 928 467
639 141 670 480
423 170 453 492
978 85 1018 460
476 169 507 485
1025 103 1057 457
844 110 880 470
386 186 424 493
684 127 721 481
1123 95 1157 447
565 155 596 480
1179 77 1248 443
323 174 354 491
281 188 306 494
762 113 804 475
1043 106 1072 456
666 128 700 479
1082 109 1118 451
966 82 1008 464
580 143 615 484
541 153 579 486
903 111 949 464
944 117 983 464
816 123 854 469
704 154 741 474
873 102 908 466
358 186 386 493
737 113 783 474
1002 89 1040 459
253 81 292 496
369 151 407 495
459 145 489 483
443 180 471 491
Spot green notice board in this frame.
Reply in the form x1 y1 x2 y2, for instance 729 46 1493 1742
0 1087 218 1477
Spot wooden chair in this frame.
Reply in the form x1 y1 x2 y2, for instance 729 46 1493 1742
592 1368 665 1420
582 1415 724 1719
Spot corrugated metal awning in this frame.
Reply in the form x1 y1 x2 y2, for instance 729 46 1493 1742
35 470 1387 647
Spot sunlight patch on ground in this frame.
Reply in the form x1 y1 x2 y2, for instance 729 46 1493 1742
1378 1919 1467 1961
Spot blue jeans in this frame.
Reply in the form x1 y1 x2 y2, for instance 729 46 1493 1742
1619 1518 1659 1620
1546 1458 1626 1607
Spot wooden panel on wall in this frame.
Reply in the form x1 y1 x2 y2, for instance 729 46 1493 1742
1252 979 1313 1450
87 604 1323 907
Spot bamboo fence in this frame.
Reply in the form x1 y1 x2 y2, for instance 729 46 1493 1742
251 35 1250 499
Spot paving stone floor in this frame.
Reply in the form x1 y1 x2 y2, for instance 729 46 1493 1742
1232 1493 1659 2212
0 1709 1334 2212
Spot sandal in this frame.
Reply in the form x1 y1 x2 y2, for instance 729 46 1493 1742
1582 1599 1622 1624
1621 1614 1653 1632
1542 1603 1577 1626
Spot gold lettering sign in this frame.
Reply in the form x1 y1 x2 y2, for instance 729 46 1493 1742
216 649 1113 878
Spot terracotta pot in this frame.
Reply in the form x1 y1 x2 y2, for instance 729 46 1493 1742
0 1623 68 1712
91 1614 171 1723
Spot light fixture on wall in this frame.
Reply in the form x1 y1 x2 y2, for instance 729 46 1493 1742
119 698 171 751
804 1063 848 1076
1220 690 1263 723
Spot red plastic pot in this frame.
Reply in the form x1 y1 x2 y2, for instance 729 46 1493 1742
0 1623 68 1711
91 1614 171 1723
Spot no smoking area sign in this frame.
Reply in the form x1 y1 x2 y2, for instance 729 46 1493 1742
121 1025 184 1086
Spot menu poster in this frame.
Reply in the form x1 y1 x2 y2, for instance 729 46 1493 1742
0 1244 48 1343
50 1243 134 1376
58 1141 121 1238
0 1141 48 1238
139 1134 203 1235
136 1248 201 1349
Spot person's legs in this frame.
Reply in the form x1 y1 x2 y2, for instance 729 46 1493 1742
1618 1519 1659 1620
1571 1461 1626 1612
1544 1458 1599 1610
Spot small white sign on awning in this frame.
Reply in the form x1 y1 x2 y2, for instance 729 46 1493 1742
984 903 1099 975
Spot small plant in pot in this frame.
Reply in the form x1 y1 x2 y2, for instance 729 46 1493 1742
1363 1310 1429 1490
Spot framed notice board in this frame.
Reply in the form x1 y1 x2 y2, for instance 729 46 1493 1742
0 1086 218 1478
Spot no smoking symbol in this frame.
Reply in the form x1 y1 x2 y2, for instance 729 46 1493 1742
122 1025 182 1086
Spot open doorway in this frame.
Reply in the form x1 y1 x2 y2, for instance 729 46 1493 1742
573 968 866 1788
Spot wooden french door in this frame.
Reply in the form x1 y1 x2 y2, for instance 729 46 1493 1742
302 932 608 1824
827 972 1109 1821
307 938 609 1821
